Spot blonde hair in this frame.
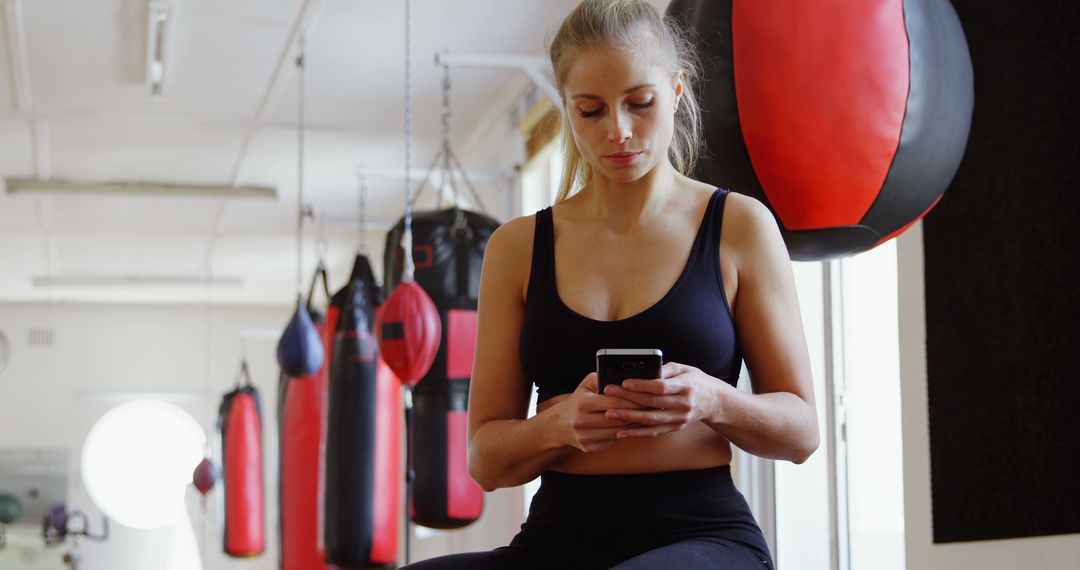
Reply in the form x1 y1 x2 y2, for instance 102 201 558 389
549 0 702 203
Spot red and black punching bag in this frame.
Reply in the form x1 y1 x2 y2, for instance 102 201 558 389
324 255 402 566
384 208 497 529
278 269 333 570
218 383 265 558
667 0 974 260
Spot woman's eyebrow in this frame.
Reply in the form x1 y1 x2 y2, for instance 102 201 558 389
571 83 656 100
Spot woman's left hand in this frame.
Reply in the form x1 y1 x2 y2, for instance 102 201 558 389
600 361 727 439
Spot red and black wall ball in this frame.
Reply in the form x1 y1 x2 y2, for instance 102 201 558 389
667 0 974 260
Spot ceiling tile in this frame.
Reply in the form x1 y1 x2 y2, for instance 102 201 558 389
0 230 47 274
47 195 221 234
53 233 211 275
47 120 246 184
22 0 296 120
0 20 13 112
0 195 38 230
0 120 33 178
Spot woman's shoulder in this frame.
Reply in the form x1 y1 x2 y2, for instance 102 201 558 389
483 213 539 301
721 189 774 234
488 212 538 258
718 189 789 276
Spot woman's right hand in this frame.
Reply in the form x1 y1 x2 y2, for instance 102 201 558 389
546 372 644 454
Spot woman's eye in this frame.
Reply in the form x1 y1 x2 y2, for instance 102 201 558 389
630 99 655 110
579 108 603 118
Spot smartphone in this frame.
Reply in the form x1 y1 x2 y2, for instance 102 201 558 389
596 349 663 394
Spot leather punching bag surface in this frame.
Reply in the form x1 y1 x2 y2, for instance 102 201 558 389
218 385 265 558
384 208 496 529
324 255 402 567
667 0 974 260
277 295 325 377
279 311 332 570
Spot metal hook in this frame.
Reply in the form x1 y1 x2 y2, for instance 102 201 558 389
235 360 252 388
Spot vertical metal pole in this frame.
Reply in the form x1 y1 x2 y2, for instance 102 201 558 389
823 259 851 570
404 386 415 565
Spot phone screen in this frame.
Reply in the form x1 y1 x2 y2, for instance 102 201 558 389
596 350 663 393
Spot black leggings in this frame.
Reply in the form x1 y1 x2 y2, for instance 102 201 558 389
401 465 774 569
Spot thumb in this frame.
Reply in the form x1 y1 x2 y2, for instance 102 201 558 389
661 361 688 379
576 372 599 394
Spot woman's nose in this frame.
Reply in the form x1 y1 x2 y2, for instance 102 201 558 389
606 110 632 144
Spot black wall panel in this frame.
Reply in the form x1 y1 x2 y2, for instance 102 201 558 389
923 0 1080 543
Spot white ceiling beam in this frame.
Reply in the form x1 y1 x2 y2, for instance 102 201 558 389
0 225 398 237
228 0 327 186
33 275 244 288
2 0 32 111
5 178 277 199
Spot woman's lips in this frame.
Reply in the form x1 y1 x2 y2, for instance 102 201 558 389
604 151 642 165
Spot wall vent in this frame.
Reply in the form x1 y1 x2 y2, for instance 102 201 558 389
28 327 56 348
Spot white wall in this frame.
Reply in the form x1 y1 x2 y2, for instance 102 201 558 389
897 222 1080 568
0 302 286 570
0 302 531 569
774 260 831 570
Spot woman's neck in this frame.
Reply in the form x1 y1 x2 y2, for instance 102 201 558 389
576 160 680 233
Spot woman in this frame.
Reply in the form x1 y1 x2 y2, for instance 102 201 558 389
406 1 817 567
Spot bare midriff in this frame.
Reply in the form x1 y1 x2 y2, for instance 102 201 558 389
535 394 733 474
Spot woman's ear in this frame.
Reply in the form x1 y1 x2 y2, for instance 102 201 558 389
673 71 685 111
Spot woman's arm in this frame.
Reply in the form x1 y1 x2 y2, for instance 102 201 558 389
466 217 635 491
710 194 818 462
602 194 819 464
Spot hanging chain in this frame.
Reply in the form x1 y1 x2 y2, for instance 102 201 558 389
440 58 454 208
358 173 368 254
402 0 415 282
295 32 306 296
316 215 328 268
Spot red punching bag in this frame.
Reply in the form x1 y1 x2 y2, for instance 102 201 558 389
218 370 265 558
376 281 440 387
667 0 974 260
279 266 332 570
193 457 217 496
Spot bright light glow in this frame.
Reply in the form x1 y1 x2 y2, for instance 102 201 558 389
82 400 206 529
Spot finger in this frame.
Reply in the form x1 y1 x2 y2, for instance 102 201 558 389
600 382 682 405
602 385 662 408
575 414 639 430
616 424 681 439
577 426 633 443
660 361 688 379
620 378 685 395
582 393 645 411
604 407 691 427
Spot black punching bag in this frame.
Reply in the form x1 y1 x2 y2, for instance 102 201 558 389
384 208 497 528
324 255 402 566
667 0 973 260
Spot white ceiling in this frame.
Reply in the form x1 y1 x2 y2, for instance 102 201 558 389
0 0 618 306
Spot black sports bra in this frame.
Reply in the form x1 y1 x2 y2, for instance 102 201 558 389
519 188 742 402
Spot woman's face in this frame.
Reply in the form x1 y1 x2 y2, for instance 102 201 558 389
561 44 681 185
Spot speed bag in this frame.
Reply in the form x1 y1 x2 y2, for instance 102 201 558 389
324 255 402 567
384 208 497 528
666 0 973 261
218 386 265 558
279 311 332 570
